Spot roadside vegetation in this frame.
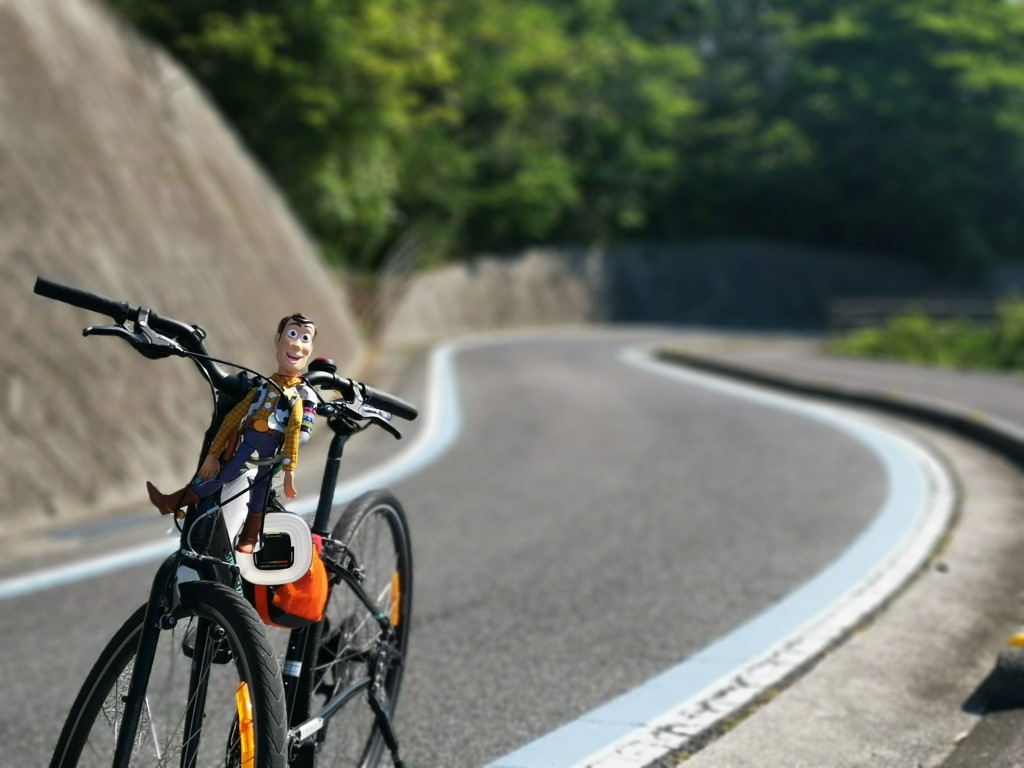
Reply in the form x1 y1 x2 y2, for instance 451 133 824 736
105 0 1024 277
827 299 1024 371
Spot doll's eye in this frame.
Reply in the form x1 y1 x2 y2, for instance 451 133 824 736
300 333 312 344
287 329 299 339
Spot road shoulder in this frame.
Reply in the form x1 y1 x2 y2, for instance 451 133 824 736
675 418 1024 768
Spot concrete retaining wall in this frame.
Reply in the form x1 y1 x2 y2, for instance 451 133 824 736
381 242 938 347
1 0 362 531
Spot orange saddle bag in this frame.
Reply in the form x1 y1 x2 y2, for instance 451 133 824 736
245 535 329 629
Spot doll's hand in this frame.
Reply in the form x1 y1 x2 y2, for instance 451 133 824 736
198 454 220 482
283 471 298 499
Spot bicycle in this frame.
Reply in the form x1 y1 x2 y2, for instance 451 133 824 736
35 277 418 768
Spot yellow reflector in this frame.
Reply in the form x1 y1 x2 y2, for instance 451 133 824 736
235 681 255 768
390 572 401 627
1009 632 1024 649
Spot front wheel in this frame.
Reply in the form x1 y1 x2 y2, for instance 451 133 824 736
50 581 287 768
311 490 413 767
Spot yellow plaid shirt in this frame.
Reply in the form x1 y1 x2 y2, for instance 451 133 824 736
209 374 306 471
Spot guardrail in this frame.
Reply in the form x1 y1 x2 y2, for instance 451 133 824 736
829 297 995 332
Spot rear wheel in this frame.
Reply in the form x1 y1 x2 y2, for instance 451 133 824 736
311 490 413 767
50 580 287 768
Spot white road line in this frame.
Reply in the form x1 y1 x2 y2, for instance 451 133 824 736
485 346 955 768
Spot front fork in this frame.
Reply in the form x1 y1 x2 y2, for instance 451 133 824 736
111 544 235 768
112 553 180 767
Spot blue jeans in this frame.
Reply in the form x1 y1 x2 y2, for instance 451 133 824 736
192 429 282 517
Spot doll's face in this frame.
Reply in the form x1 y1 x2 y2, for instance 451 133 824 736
276 321 315 376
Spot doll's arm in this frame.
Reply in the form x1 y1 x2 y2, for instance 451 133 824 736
280 398 304 498
198 453 220 481
283 471 297 499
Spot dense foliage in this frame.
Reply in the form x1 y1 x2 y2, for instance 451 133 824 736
107 0 1024 273
828 299 1024 370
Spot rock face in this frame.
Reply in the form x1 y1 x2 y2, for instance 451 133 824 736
0 0 363 530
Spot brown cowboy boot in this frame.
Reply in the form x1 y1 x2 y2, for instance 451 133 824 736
146 481 199 518
236 512 263 553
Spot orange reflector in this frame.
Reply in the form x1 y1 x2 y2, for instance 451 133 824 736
390 572 401 627
235 681 255 768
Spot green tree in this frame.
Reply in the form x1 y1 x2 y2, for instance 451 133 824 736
106 0 1024 275
108 0 453 269
107 0 702 266
625 0 1024 276
773 0 1024 275
398 0 702 257
620 0 815 238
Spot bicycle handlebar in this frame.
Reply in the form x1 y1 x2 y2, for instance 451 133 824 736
305 371 418 421
35 276 419 421
34 276 244 392
34 277 209 344
34 277 131 322
364 384 418 421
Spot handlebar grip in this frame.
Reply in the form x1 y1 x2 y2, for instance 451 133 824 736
363 385 419 421
34 277 130 322
305 371 356 399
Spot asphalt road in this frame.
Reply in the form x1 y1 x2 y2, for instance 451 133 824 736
656 334 1024 768
1 331 891 767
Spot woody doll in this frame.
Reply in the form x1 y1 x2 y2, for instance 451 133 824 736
146 313 318 553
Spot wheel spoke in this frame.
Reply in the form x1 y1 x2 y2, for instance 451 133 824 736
50 584 286 768
311 491 411 767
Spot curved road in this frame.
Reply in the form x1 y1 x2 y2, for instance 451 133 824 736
1 331 892 766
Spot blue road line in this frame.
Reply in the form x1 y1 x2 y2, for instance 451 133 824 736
325 340 464 506
485 348 939 768
0 334 946 768
0 539 180 601
0 339 467 602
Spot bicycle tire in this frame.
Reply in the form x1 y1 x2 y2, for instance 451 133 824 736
309 489 413 767
50 580 287 768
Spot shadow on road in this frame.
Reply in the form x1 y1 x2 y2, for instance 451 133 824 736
964 649 1024 715
943 651 1024 768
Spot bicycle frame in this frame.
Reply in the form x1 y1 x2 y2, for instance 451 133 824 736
112 397 404 768
34 277 415 767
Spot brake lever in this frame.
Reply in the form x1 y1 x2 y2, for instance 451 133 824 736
316 401 402 439
368 415 402 440
359 402 393 422
357 395 402 439
83 308 185 360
